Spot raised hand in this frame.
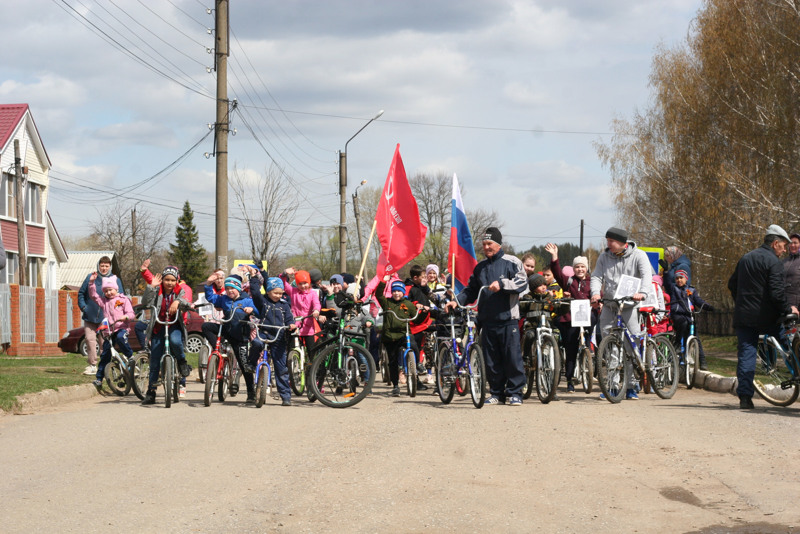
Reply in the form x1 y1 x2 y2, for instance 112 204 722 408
151 273 162 286
545 243 558 260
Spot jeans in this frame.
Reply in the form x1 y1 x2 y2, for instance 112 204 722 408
148 327 185 390
736 325 786 398
96 329 134 380
134 320 148 350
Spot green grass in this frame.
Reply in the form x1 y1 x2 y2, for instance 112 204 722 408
701 335 737 354
700 335 737 377
0 354 94 412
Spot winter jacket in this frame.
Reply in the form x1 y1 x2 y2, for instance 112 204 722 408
663 279 713 319
456 249 527 325
376 280 428 342
784 252 800 309
550 258 591 324
249 276 294 345
77 262 125 324
280 274 321 336
142 282 191 342
590 241 653 303
88 282 134 333
203 285 258 320
404 278 435 334
728 243 792 329
664 254 692 290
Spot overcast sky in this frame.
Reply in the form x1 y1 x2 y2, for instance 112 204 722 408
1 0 702 258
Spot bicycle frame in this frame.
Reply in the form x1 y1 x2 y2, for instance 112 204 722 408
149 305 181 407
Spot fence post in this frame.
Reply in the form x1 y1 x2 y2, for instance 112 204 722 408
9 285 21 354
35 287 46 355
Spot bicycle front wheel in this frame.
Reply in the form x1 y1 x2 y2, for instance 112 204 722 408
380 346 391 384
596 334 628 404
308 343 375 408
468 344 486 408
105 359 131 396
536 334 561 404
131 352 150 400
579 346 594 394
753 338 799 406
521 330 536 399
435 345 456 404
405 351 418 398
255 364 268 408
685 336 699 389
162 356 174 408
647 336 679 399
204 353 218 406
288 348 305 396
217 357 231 402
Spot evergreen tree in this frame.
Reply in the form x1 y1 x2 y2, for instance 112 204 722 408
169 201 208 288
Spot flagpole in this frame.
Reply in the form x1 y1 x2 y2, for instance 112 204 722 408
356 220 378 286
451 252 456 293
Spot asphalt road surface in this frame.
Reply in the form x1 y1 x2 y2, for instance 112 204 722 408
1 379 799 533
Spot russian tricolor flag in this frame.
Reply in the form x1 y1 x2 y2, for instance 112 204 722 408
448 174 478 292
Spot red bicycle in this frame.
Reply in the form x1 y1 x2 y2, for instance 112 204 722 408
202 304 244 407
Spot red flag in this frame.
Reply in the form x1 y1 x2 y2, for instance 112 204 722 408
375 145 427 277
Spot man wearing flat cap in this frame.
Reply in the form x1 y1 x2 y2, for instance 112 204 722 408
729 224 799 409
590 226 653 400
445 227 527 405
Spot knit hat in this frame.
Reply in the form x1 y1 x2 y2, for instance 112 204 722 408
572 256 588 268
483 227 502 245
391 280 406 294
308 269 323 284
266 277 284 292
294 270 311 285
341 273 355 285
426 264 439 276
675 269 690 282
766 224 790 242
329 274 344 285
162 266 180 280
605 227 628 243
224 276 243 292
101 275 119 291
652 274 663 286
528 274 546 292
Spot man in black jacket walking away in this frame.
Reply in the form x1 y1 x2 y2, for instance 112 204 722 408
728 225 799 409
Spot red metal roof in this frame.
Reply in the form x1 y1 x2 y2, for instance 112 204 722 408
0 104 29 152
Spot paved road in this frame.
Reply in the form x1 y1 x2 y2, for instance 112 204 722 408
1 379 799 533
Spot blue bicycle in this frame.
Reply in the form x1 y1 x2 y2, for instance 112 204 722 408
596 298 679 403
252 322 292 408
382 308 424 397
435 287 487 408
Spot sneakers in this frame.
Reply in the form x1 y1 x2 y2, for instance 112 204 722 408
142 389 156 405
599 389 619 400
245 394 256 404
230 383 239 396
566 381 575 393
699 364 709 371
178 360 192 378
281 398 292 406
83 365 97 376
416 381 429 391
509 395 522 406
485 396 505 405
417 362 427 375
390 386 401 397
92 379 103 391
739 396 755 409
626 389 639 400
179 386 186 398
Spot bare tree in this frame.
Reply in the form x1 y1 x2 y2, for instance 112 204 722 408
230 163 302 270
90 201 170 294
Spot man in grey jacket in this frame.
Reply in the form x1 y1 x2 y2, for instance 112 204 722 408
590 227 653 400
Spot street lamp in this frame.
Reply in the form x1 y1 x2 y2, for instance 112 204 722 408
338 109 384 273
352 179 368 279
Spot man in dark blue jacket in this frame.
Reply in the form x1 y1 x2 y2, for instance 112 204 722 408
445 227 527 405
728 225 799 409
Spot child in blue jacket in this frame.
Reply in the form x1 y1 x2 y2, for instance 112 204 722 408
664 269 714 370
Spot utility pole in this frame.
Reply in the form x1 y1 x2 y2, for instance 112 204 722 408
214 0 229 272
579 218 585 255
338 150 347 273
14 140 27 286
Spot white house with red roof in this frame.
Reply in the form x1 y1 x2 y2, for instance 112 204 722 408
0 104 68 288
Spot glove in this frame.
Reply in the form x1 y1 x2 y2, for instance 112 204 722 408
658 259 668 271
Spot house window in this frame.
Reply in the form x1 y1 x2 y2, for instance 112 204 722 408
28 258 39 287
24 183 42 224
0 173 15 218
1 252 18 284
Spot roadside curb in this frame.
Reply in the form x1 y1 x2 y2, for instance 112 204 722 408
695 370 737 396
6 383 99 416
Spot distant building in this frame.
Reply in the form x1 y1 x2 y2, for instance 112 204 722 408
0 104 68 288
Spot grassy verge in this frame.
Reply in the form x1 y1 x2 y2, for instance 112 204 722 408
701 335 737 378
0 351 203 413
0 354 94 412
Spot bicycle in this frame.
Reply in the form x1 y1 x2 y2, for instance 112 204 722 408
576 323 594 394
381 308 425 397
200 304 244 407
95 319 139 398
520 298 563 403
286 314 315 396
752 313 800 406
435 288 486 408
251 323 293 408
596 298 679 403
149 305 183 408
307 298 377 408
672 307 704 390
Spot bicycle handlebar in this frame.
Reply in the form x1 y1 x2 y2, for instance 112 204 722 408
381 308 421 322
149 305 182 326
253 323 292 344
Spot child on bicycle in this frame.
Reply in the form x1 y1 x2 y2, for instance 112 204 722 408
202 274 260 400
664 269 714 370
376 274 429 397
141 267 193 405
87 272 135 390
248 270 297 406
281 267 322 351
